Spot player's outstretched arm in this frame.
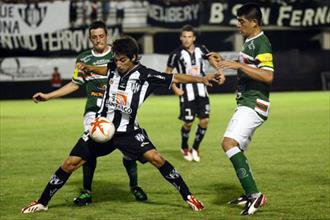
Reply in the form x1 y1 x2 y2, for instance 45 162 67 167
76 62 108 75
207 52 224 69
32 82 79 103
165 66 184 96
173 72 222 87
219 60 273 85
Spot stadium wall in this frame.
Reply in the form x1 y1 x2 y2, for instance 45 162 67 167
0 50 328 100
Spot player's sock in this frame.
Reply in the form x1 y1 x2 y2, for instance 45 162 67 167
181 126 190 149
226 147 259 195
82 158 97 191
123 158 138 188
38 167 71 206
192 125 207 150
158 160 191 201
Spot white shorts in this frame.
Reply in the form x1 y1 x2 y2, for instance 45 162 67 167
83 112 97 132
224 106 264 151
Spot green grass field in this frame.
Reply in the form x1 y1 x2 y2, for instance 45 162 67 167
0 92 329 220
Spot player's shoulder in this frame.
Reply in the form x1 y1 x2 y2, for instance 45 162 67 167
76 49 93 61
254 32 272 50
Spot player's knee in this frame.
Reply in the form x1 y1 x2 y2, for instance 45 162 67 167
183 122 193 130
199 118 209 128
145 150 165 168
221 137 238 152
62 156 82 173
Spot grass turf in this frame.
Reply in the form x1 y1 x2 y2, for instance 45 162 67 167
0 91 329 220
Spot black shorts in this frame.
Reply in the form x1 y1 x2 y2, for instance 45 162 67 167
179 96 210 122
70 129 155 163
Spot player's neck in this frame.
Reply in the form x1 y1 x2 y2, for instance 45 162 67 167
93 45 110 55
185 44 195 53
247 28 262 39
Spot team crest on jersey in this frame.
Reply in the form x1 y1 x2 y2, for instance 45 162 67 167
135 133 145 142
247 41 256 50
131 82 141 93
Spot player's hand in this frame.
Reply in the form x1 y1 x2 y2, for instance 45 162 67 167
76 62 87 71
216 69 226 85
207 52 223 63
173 88 184 96
32 92 49 103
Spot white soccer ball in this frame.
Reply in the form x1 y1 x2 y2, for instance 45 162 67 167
89 117 115 143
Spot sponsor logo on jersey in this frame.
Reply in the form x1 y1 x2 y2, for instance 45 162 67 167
108 92 132 114
94 59 110 65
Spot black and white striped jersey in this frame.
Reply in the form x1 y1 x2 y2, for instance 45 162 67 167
167 44 210 102
98 62 173 133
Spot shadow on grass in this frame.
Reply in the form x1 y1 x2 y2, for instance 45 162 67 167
211 182 243 206
66 180 184 209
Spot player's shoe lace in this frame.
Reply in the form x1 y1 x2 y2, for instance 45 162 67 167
240 193 267 215
21 201 48 214
73 190 92 206
228 194 248 206
131 186 148 201
181 148 193 161
186 195 204 211
191 149 200 162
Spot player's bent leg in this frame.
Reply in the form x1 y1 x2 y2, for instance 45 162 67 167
22 156 86 213
143 150 204 211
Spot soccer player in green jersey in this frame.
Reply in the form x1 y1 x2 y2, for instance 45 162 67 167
218 3 274 216
32 21 147 206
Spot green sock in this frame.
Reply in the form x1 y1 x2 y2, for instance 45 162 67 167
122 158 138 188
226 147 259 195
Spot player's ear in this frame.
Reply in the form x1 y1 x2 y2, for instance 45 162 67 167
132 54 137 62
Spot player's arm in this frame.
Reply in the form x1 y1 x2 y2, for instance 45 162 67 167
219 60 273 85
165 66 184 96
207 52 224 69
76 62 108 75
32 82 79 103
173 72 222 86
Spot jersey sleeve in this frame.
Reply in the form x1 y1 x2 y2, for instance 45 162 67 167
167 51 178 68
255 40 274 72
71 56 85 86
146 68 174 88
200 44 211 60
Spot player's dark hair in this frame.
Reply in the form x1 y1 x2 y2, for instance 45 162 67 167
89 20 108 35
112 36 140 62
181 25 196 36
237 3 262 26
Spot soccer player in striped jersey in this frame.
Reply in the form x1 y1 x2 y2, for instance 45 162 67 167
166 25 220 162
30 21 147 207
218 3 274 215
22 36 223 213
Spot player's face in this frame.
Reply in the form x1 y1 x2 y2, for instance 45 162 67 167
237 16 257 38
113 53 135 75
180 31 196 49
89 28 108 53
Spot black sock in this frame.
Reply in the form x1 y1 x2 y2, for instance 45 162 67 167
158 161 191 201
123 158 138 188
83 158 97 192
181 126 190 149
38 167 71 206
192 125 207 150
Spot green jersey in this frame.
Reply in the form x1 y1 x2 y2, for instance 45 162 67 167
236 31 274 120
72 47 112 115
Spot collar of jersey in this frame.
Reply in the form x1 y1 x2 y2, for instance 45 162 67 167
245 31 264 43
91 46 111 57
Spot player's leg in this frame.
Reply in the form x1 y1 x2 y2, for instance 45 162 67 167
143 149 204 211
22 155 86 213
122 157 147 201
179 102 195 161
73 158 97 206
221 106 266 215
191 97 210 162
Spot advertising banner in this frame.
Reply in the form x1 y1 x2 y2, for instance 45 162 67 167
147 0 201 28
0 2 70 36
